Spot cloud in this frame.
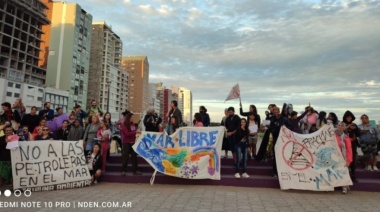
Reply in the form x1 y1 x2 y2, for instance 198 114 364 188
74 0 380 122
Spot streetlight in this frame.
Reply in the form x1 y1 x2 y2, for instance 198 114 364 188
107 80 111 113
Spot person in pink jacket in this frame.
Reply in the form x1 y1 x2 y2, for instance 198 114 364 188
335 122 353 194
120 113 142 176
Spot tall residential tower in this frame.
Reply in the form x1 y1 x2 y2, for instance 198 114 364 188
88 21 128 118
45 2 92 108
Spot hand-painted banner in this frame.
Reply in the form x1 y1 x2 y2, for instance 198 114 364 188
133 127 224 180
275 124 352 191
11 140 91 191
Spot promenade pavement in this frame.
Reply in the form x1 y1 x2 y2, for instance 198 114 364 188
0 183 379 212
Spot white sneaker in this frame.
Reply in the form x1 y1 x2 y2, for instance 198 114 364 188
234 173 241 178
373 166 379 171
342 187 348 194
242 173 250 178
365 165 373 171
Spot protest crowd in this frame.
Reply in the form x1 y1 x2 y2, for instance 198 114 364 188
1 98 379 195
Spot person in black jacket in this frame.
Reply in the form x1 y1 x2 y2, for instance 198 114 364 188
199 106 210 127
0 126 13 187
287 110 308 134
239 103 261 126
235 118 250 178
55 120 70 140
87 143 103 184
269 106 290 178
143 108 162 132
343 110 360 183
21 106 40 132
225 107 241 163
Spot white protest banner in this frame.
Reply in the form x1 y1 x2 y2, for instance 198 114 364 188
275 124 352 191
225 83 240 102
11 140 91 191
133 127 224 180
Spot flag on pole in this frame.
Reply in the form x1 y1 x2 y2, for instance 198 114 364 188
225 83 240 102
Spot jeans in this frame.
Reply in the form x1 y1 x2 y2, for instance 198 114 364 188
236 142 248 173
121 143 138 173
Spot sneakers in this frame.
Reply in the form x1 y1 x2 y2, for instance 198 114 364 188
242 173 250 178
94 180 98 184
342 187 348 194
365 165 373 171
373 166 379 171
121 172 126 176
234 173 241 178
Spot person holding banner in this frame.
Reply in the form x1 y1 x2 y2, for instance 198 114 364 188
335 122 353 194
121 113 142 176
268 106 289 178
97 121 111 172
35 126 55 140
0 126 13 187
87 143 103 184
169 116 180 134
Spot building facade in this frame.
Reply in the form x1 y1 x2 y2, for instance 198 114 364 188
0 0 50 108
87 21 126 119
121 56 149 122
43 87 69 113
45 2 92 108
180 87 193 126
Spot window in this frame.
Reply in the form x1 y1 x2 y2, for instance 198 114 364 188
8 82 13 87
6 92 12 97
37 97 43 101
15 83 21 89
26 95 34 101
14 93 20 98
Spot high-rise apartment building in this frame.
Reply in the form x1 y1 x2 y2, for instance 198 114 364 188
0 0 50 109
87 21 127 119
121 56 149 122
180 87 193 126
148 83 160 114
45 2 92 108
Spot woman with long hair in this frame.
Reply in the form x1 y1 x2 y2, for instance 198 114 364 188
235 118 250 178
316 111 327 129
335 122 352 194
97 121 111 173
86 143 102 184
193 113 203 127
327 112 339 128
240 103 261 127
121 113 141 176
247 113 258 159
199 106 210 127
103 112 114 134
170 115 180 135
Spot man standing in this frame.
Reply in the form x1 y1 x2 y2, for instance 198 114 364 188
38 102 55 121
21 106 40 132
225 107 241 163
74 105 88 127
269 106 289 178
88 100 103 116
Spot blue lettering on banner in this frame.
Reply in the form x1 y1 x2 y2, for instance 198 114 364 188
165 135 174 148
209 131 218 145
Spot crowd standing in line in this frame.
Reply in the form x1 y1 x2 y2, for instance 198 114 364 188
0 98 379 193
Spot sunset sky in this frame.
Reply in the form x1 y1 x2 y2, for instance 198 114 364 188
76 0 380 123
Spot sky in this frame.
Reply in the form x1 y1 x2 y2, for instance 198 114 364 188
75 0 380 123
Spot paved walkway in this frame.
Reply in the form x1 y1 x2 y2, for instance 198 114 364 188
0 183 379 211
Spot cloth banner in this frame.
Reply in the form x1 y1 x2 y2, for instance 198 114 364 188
11 140 91 191
133 127 224 180
225 83 240 101
275 124 352 191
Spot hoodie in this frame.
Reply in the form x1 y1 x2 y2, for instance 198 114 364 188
67 125 85 141
342 110 360 141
